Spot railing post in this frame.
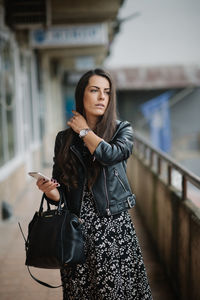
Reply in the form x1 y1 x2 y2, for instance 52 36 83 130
150 150 153 168
158 156 161 175
182 175 187 200
143 144 146 160
168 165 172 186
144 145 147 161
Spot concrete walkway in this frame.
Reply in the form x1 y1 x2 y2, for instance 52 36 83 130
0 181 177 300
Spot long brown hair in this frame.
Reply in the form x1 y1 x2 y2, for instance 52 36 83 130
56 68 117 189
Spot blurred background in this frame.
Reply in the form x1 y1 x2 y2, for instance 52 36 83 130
0 1 200 299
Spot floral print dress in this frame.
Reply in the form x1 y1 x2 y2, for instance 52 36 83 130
60 188 153 300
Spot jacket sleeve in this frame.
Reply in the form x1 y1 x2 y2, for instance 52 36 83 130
44 131 64 206
94 121 134 166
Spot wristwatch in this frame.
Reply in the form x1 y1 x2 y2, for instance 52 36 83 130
79 128 92 139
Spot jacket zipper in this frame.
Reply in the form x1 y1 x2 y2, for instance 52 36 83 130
114 169 127 192
70 145 100 216
103 168 111 216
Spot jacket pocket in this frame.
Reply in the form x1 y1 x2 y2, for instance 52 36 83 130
113 168 128 192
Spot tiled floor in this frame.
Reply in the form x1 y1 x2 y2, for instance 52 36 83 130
0 182 177 300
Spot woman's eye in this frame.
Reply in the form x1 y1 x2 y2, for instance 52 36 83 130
91 89 98 93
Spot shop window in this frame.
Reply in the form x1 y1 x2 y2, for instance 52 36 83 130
19 52 35 150
0 35 16 167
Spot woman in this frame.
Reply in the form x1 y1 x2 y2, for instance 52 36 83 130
37 69 153 299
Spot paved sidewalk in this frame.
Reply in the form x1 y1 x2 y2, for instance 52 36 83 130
0 182 176 300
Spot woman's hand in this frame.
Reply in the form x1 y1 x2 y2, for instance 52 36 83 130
67 110 89 134
36 178 60 201
67 110 103 154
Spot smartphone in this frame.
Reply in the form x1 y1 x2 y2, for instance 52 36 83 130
28 172 61 186
28 172 50 181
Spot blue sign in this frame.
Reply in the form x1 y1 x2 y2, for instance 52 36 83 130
140 92 172 152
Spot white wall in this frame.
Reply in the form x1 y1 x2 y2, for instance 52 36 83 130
105 0 200 68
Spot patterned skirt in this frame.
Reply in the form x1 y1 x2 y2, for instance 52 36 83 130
60 190 153 300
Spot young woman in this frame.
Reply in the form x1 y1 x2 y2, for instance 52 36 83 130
37 69 153 299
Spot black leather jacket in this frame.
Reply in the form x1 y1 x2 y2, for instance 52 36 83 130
45 120 136 217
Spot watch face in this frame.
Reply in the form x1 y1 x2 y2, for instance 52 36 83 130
80 129 87 137
79 128 91 138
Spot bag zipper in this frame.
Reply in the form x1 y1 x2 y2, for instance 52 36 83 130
114 168 127 192
103 168 111 216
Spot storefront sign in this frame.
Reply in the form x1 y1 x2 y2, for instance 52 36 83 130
30 23 108 48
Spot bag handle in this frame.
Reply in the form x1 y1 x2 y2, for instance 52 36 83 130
18 222 62 288
39 194 51 213
39 190 67 215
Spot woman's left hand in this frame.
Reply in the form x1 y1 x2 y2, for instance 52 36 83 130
67 110 89 134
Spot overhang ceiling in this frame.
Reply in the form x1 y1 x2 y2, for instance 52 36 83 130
51 0 123 25
5 0 124 28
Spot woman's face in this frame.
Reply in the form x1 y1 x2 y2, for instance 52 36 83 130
83 75 110 121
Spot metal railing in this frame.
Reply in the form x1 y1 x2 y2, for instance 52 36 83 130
134 131 200 202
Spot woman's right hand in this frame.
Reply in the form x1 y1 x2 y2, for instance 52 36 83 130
36 178 60 201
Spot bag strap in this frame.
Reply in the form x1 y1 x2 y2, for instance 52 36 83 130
18 222 62 288
26 266 62 288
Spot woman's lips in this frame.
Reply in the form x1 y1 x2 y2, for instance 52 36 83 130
95 104 105 108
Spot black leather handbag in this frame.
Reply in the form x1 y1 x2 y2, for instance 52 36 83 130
19 191 85 288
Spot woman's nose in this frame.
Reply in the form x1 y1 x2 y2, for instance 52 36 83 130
99 90 105 99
